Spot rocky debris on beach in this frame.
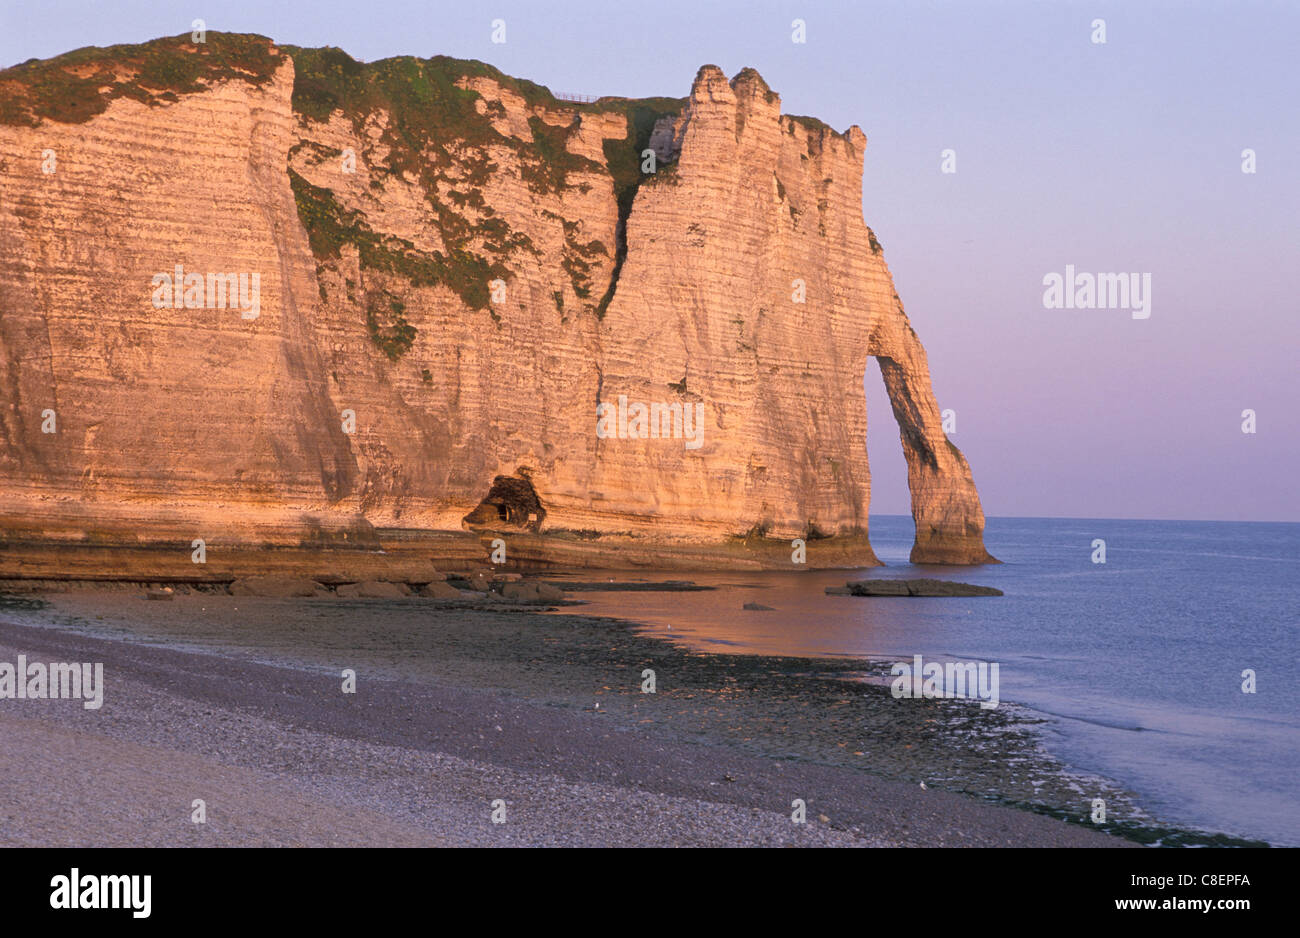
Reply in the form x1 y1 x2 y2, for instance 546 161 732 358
442 571 565 604
212 570 567 603
144 587 174 601
336 581 410 599
499 579 565 603
826 578 1003 597
405 564 449 585
229 577 326 598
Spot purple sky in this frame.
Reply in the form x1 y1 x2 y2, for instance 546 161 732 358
4 0 1296 521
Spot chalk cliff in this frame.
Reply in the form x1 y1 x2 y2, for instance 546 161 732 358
0 34 994 571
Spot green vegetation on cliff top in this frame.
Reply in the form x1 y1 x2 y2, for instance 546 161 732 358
2 35 810 325
0 34 690 325
283 42 684 318
0 33 282 126
2 33 879 363
278 43 680 317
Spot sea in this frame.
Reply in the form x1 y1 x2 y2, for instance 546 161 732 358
556 516 1300 846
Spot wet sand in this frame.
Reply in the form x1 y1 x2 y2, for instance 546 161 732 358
0 591 1136 847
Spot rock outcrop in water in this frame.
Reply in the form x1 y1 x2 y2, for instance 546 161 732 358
827 579 1003 597
0 34 995 572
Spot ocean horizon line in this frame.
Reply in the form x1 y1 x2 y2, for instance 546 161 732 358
868 513 1300 527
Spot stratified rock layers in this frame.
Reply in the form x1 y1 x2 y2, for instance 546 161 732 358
0 38 994 567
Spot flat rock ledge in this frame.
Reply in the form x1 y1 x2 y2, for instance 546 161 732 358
827 578 1003 597
222 574 564 603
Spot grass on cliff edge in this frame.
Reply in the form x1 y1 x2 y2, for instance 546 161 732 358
283 43 684 201
0 32 687 324
8 36 846 328
0 33 282 126
0 32 684 195
283 43 682 318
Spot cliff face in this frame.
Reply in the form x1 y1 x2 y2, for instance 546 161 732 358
0 34 994 568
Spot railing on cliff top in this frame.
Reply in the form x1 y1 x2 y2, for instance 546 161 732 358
555 92 600 104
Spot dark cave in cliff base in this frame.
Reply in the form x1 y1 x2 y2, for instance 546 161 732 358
462 474 546 532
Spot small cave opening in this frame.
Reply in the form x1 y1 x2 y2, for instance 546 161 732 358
462 473 546 532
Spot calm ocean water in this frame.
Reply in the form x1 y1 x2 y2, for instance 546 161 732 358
557 516 1300 846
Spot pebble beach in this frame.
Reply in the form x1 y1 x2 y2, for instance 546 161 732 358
0 584 1145 848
